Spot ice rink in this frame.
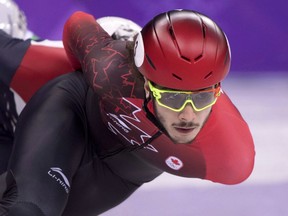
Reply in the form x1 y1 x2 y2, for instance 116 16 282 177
99 73 288 216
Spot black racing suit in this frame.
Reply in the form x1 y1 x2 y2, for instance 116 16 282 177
0 28 161 215
0 72 162 216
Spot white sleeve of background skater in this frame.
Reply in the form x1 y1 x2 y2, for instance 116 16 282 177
31 39 64 48
134 33 145 67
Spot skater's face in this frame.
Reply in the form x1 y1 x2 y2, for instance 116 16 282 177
144 79 220 144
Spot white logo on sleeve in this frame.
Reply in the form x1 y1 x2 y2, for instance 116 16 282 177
165 156 183 170
48 167 70 194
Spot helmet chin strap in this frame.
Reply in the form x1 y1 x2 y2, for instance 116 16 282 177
143 96 165 132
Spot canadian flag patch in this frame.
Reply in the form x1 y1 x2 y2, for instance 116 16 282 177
165 156 183 170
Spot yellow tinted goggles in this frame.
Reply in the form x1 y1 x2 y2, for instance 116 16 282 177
148 81 221 112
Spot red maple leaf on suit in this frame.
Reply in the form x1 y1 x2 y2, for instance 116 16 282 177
171 158 180 165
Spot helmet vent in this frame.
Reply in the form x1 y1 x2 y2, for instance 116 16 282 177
146 54 156 70
168 26 191 63
169 26 176 40
204 71 213 79
202 24 207 39
172 73 182 81
194 54 203 62
181 55 191 62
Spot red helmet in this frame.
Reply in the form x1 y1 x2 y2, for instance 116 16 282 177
134 9 231 90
